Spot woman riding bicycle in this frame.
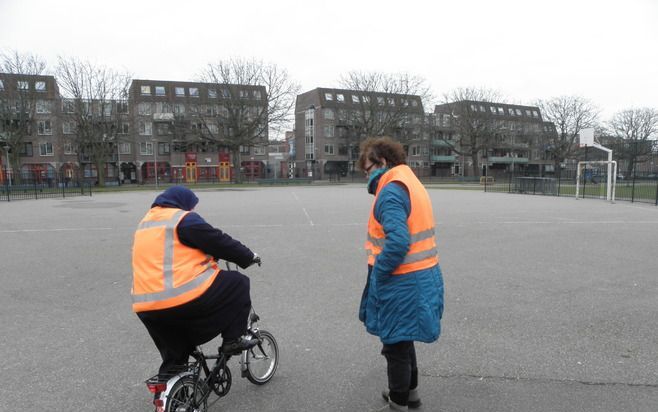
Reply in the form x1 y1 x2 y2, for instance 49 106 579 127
131 186 261 376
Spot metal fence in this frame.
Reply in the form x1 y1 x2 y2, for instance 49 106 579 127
483 171 658 205
1 170 92 201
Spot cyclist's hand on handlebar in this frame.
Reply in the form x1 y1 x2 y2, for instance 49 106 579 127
251 253 262 267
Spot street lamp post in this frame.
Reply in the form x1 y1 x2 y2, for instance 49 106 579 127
116 140 122 185
3 145 11 187
152 139 159 188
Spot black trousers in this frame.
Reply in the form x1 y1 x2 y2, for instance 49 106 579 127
381 341 418 405
138 270 251 376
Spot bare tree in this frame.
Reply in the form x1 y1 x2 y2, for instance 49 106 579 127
198 57 299 182
436 87 504 177
56 56 131 186
535 96 599 176
338 71 432 137
606 108 658 177
0 50 48 183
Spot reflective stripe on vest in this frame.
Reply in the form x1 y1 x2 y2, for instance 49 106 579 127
131 208 220 312
365 165 439 274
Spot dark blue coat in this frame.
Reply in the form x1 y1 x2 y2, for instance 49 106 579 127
359 178 444 344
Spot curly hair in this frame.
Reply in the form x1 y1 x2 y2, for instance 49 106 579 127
357 136 407 171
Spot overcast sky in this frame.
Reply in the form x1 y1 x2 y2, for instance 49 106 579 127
1 0 656 120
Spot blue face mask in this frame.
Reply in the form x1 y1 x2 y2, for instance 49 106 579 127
367 167 388 194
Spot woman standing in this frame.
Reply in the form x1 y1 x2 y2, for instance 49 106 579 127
358 137 445 411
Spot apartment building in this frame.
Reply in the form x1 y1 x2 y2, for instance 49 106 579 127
129 79 268 183
293 87 425 178
0 73 61 183
1 73 271 185
433 100 551 177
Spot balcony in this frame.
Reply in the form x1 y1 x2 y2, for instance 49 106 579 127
431 155 456 163
153 113 174 122
488 156 528 164
432 139 456 148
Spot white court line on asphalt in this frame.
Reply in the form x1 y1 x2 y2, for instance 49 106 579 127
291 191 315 226
496 220 658 224
0 227 113 233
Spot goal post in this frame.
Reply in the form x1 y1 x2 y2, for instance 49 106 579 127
575 160 617 203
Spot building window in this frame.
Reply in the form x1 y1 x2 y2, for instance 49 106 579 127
138 103 152 116
508 108 515 116
18 81 29 90
34 81 46 91
155 86 166 96
208 88 217 98
118 122 129 134
525 109 532 116
37 120 52 135
117 101 129 113
489 106 496 114
19 142 33 157
62 122 74 134
254 146 266 155
323 125 334 137
0 80 4 90
362 96 370 103
324 93 333 101
336 94 345 103
239 90 249 99
533 110 539 118
158 142 170 155
324 108 334 120
324 144 334 155
139 121 152 135
497 107 504 115
377 97 385 106
206 123 218 134
387 97 395 106
189 87 199 97
516 108 523 116
119 142 131 155
103 102 112 116
39 142 53 156
411 100 418 107
174 104 185 114
253 90 262 100
410 145 421 156
239 145 250 154
36 100 51 114
351 95 360 104
479 105 486 112
64 142 74 154
140 85 151 95
140 141 153 155
221 89 230 98
175 87 185 97
62 99 75 113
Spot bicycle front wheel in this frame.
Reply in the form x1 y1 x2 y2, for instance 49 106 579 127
245 330 279 385
165 376 208 412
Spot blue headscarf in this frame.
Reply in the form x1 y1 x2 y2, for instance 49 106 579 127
151 186 199 211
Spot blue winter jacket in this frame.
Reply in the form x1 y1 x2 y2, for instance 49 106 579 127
359 176 444 344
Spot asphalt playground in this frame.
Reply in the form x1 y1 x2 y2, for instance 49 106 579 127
1 185 657 411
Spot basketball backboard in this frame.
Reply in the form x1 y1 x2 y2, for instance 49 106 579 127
579 128 594 147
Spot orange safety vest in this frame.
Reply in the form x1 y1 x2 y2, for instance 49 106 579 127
365 165 439 274
131 207 220 312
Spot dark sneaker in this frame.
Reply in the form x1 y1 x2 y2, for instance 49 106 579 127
221 337 259 355
382 389 422 409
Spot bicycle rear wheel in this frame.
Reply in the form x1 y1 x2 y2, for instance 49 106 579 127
165 376 208 412
244 330 279 385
